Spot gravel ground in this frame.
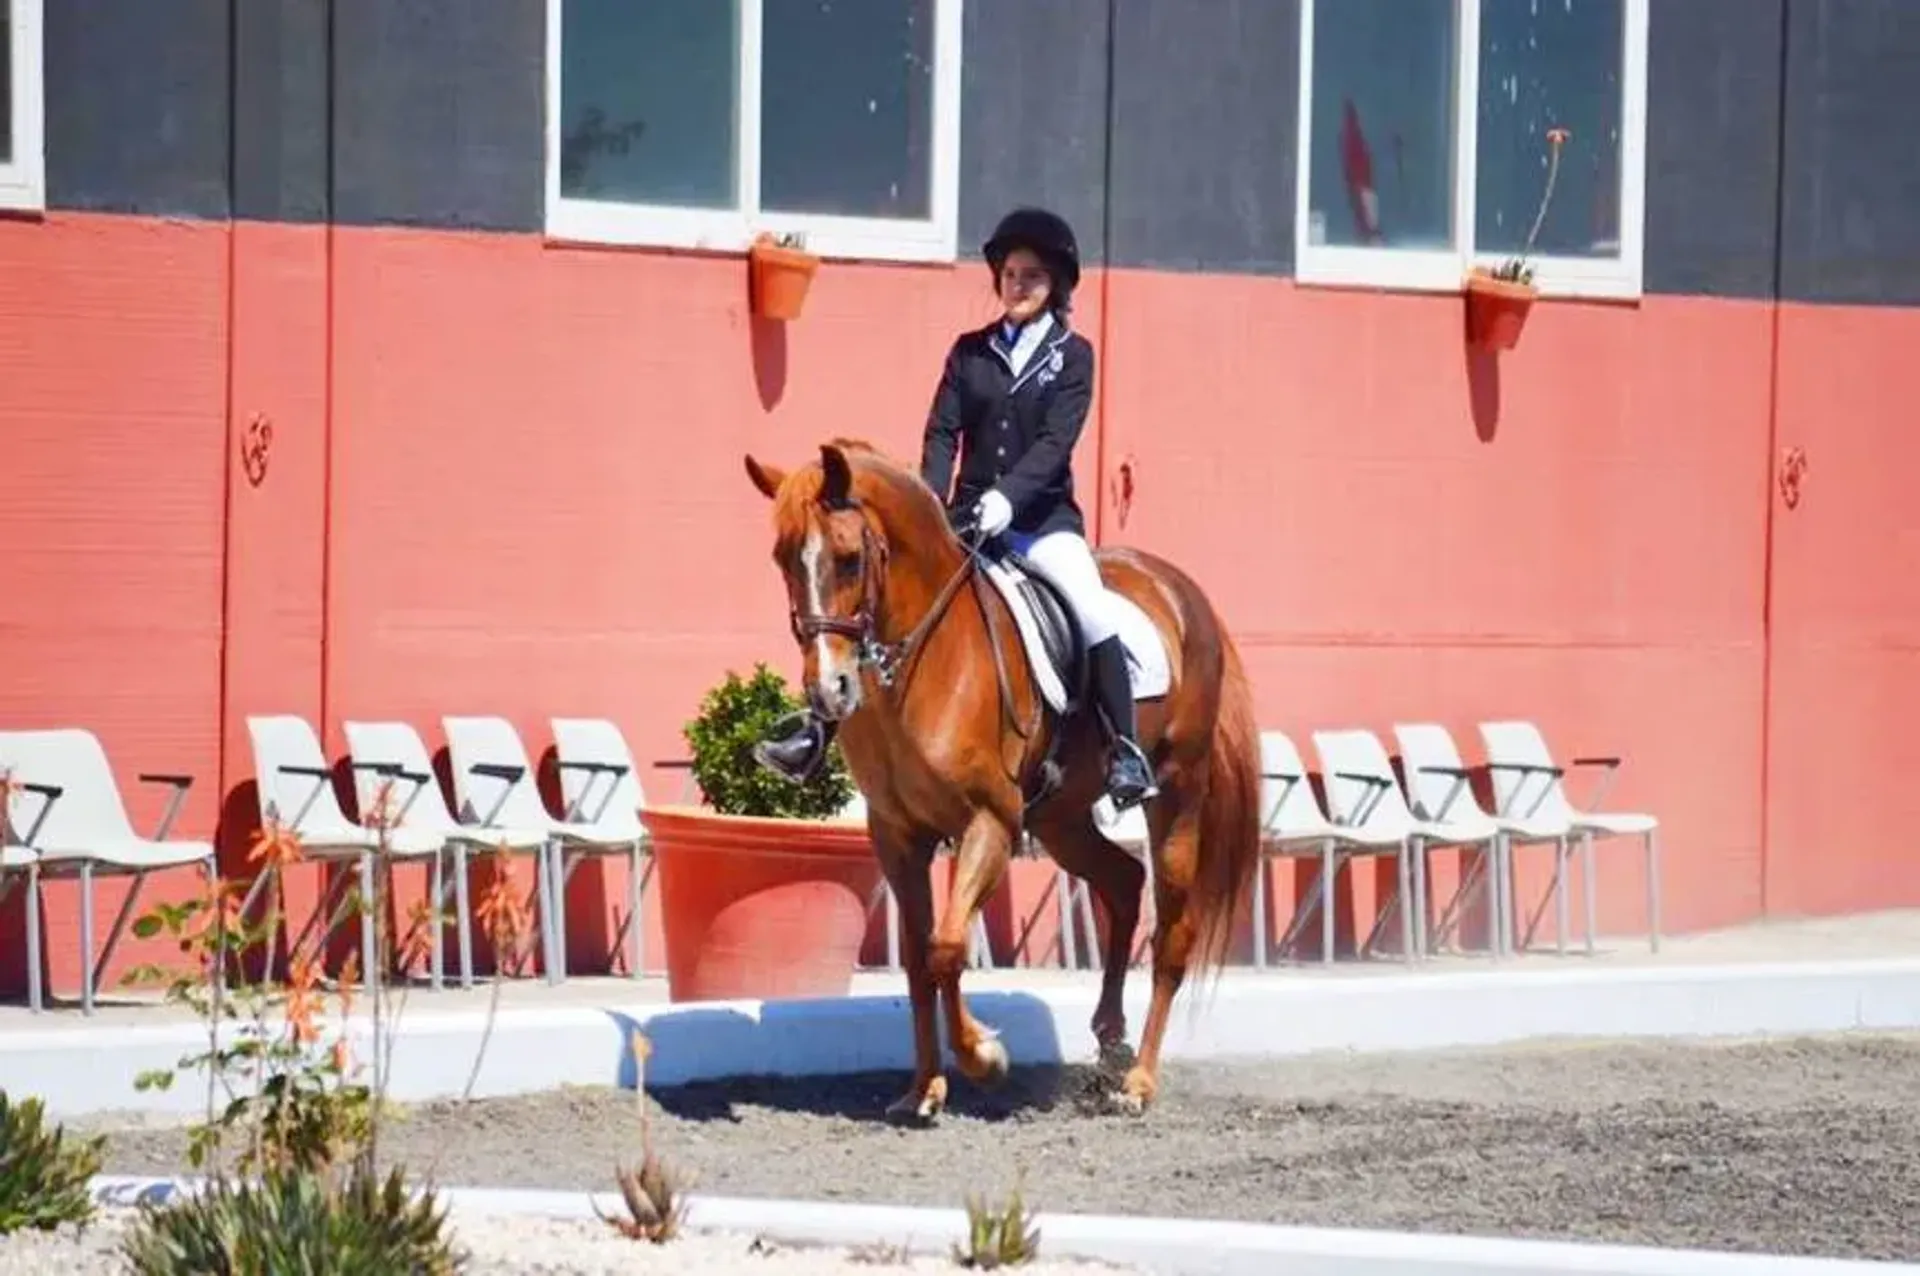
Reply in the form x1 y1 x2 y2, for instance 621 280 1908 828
73 1031 1920 1264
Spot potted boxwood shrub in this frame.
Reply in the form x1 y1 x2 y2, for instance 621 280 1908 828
643 663 880 1003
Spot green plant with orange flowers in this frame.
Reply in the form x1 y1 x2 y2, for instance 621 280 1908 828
119 812 378 1178
112 772 543 1273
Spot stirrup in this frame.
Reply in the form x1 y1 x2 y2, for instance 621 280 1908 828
1104 737 1159 808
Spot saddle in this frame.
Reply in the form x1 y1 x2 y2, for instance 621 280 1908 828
975 547 1171 717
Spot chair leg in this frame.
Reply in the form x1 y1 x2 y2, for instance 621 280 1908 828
1645 828 1662 953
79 862 97 1016
1397 841 1416 965
1251 851 1269 968
1411 841 1431 961
26 863 42 1013
1554 835 1571 956
1497 835 1516 959
1320 843 1336 963
554 845 574 983
1581 830 1598 955
429 851 446 990
540 838 563 986
202 859 228 1005
1518 839 1565 954
1484 836 1504 961
96 868 152 1004
453 844 474 989
357 853 379 994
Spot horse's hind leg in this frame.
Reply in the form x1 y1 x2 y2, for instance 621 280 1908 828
1119 791 1202 1114
1029 809 1147 1067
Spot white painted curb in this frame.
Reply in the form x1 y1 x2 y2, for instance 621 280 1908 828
87 1175 1920 1276
12 957 1920 1120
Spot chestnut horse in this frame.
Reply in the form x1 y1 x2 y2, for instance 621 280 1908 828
743 439 1260 1122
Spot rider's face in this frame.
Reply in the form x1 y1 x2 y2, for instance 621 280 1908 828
997 247 1052 324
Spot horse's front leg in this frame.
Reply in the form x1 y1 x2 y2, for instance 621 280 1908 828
933 808 1016 1088
875 829 947 1126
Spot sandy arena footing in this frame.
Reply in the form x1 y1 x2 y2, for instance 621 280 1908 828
71 1032 1920 1271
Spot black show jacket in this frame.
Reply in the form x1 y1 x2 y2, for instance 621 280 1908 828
918 316 1093 539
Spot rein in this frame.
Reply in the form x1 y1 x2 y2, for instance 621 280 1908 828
787 510 1042 770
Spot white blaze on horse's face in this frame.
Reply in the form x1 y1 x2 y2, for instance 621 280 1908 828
801 520 864 720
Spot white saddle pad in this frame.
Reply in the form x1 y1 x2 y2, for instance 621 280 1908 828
978 557 1172 715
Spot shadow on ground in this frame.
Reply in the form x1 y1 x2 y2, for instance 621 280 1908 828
641 1059 1130 1125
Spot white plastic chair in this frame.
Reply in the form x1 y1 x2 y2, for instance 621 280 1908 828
0 728 214 1014
340 719 548 989
1310 727 1465 964
245 714 447 989
1479 720 1661 953
442 715 641 985
550 717 656 980
1251 728 1350 965
1392 722 1529 959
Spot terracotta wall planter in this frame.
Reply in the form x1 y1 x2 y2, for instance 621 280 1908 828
642 802 880 1002
747 235 820 321
1464 268 1538 352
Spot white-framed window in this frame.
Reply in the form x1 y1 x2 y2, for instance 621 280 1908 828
0 0 45 213
544 0 963 264
1293 0 1648 300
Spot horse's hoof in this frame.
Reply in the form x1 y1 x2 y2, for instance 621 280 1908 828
885 1076 948 1127
961 1036 1010 1087
1115 1064 1157 1116
1096 1035 1136 1075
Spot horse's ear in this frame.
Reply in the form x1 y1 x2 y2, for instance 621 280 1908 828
819 444 855 510
744 454 785 501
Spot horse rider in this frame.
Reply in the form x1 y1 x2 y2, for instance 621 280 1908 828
755 206 1159 814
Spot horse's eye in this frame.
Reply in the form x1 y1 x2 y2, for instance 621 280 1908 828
834 551 861 580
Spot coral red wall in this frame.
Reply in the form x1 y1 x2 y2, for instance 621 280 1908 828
0 215 228 996
4 212 1917 998
1762 304 1920 918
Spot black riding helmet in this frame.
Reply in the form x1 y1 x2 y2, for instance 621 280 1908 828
982 206 1081 311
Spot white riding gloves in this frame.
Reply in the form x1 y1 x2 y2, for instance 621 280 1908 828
974 489 1014 536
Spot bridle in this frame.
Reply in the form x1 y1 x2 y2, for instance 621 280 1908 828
785 502 1039 754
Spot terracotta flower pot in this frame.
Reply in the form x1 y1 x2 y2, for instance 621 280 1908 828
1464 268 1538 352
747 235 819 321
642 802 881 1003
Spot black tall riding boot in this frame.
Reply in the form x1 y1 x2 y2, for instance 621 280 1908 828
1087 636 1157 808
753 710 838 784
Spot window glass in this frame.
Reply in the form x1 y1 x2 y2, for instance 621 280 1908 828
1304 0 1457 252
1474 0 1624 259
558 0 739 208
1 7 12 165
760 0 934 220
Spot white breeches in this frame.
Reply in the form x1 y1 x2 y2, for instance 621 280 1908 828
1008 529 1120 646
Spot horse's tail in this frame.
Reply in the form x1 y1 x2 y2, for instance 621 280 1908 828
1185 617 1263 979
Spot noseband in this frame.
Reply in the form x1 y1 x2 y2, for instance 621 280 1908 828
788 520 907 684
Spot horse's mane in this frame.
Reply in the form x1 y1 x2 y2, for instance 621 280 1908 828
773 437 956 554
